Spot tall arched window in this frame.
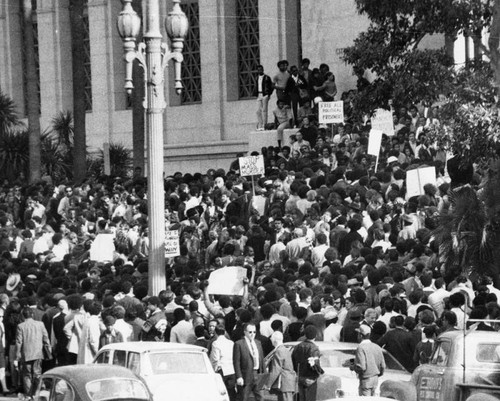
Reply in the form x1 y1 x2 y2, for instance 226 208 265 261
180 1 201 104
237 0 259 99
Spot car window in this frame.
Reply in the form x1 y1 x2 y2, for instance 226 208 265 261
127 352 141 374
383 350 408 372
319 349 355 368
54 379 74 401
86 378 150 401
430 340 451 366
38 377 54 401
148 352 208 374
95 351 110 364
113 350 127 367
477 343 500 363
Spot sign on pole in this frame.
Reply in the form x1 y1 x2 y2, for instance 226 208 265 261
371 108 395 136
318 101 344 124
368 129 383 156
239 155 265 176
164 230 180 257
406 167 437 199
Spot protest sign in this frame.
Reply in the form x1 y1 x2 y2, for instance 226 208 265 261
239 155 265 177
367 129 383 156
371 108 395 136
318 101 344 124
207 266 248 295
164 230 180 257
406 167 437 198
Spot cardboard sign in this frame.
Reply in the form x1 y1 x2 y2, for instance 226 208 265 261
164 230 180 257
318 101 344 124
367 129 383 156
239 155 265 176
207 266 248 295
406 167 437 198
371 108 395 136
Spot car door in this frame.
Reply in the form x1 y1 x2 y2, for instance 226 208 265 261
414 339 451 401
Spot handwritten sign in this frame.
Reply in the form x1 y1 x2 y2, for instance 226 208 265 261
371 108 395 136
239 155 265 176
318 101 344 124
207 266 248 295
406 167 437 199
368 129 383 156
164 230 180 257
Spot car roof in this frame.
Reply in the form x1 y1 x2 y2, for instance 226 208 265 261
43 364 142 384
99 341 207 353
285 341 358 350
439 329 500 342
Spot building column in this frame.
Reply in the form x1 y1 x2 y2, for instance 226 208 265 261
37 0 73 129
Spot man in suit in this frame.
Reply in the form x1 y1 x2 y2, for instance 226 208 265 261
233 322 264 401
15 307 51 399
255 65 274 130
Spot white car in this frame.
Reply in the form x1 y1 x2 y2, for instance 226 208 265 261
94 342 229 401
264 342 411 400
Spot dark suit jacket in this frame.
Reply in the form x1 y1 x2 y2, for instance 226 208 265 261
292 339 322 380
254 74 274 97
233 338 265 383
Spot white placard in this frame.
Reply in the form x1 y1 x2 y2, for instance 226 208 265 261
207 266 248 295
89 233 115 262
165 230 180 257
371 108 395 136
406 167 437 198
239 155 265 176
368 129 383 156
318 101 344 124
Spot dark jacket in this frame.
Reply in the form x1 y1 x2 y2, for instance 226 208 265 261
233 338 265 383
292 339 323 380
254 74 274 97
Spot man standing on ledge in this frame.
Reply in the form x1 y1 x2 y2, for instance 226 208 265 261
233 322 264 401
255 65 274 131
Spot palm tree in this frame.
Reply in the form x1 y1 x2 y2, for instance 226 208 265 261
0 91 22 136
50 110 74 150
69 0 87 183
22 0 41 183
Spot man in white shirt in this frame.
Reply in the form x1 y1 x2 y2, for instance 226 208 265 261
427 278 450 318
210 325 236 401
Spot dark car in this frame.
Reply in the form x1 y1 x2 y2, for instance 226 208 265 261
36 364 153 401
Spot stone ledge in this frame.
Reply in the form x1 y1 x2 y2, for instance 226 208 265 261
248 128 300 153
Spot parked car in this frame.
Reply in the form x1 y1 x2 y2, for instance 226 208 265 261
36 364 153 401
264 341 411 400
381 330 500 401
94 342 229 401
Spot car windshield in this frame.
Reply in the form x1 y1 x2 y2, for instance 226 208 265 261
319 348 407 372
86 378 150 401
147 352 208 374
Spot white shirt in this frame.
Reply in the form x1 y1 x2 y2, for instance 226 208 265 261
210 335 235 376
324 323 342 342
427 288 450 318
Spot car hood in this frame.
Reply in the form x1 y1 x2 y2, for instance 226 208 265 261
318 367 410 399
145 374 223 401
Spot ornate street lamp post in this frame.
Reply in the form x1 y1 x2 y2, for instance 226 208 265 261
117 0 188 296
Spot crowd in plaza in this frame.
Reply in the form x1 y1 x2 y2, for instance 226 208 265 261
0 58 498 401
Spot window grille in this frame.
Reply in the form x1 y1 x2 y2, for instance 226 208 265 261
237 0 260 99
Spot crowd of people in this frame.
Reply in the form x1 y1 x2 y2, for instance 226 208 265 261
0 58 497 401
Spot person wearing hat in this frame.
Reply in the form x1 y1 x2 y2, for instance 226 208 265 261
292 325 324 401
348 325 385 396
273 60 290 104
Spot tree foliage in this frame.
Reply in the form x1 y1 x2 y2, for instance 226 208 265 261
342 0 494 117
